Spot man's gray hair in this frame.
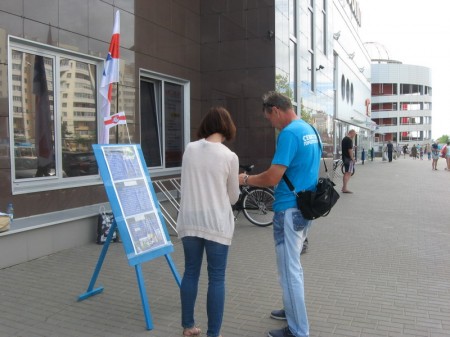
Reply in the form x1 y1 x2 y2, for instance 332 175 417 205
262 91 293 111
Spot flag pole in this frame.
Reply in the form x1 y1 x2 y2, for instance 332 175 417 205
115 83 119 144
125 123 131 144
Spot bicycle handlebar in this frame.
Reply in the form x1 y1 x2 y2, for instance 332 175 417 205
239 164 254 173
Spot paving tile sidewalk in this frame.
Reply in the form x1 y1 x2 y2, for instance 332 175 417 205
1 157 450 337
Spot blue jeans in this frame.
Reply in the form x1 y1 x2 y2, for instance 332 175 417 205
273 208 311 337
180 236 229 337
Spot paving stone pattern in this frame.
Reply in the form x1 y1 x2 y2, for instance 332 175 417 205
1 157 450 337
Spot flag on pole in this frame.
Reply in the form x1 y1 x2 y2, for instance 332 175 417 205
104 111 127 128
99 10 120 144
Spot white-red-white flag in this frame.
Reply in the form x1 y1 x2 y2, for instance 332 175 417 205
104 111 127 129
99 10 120 144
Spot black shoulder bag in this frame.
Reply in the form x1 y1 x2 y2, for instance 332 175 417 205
282 125 340 220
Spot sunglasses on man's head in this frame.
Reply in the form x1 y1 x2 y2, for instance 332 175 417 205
262 103 275 111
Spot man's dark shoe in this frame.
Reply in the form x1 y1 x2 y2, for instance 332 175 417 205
270 309 286 320
268 326 295 337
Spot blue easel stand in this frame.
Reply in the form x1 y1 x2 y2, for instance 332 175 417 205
78 220 118 301
79 144 182 331
78 219 181 330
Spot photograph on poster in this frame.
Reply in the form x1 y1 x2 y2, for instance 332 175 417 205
127 212 167 253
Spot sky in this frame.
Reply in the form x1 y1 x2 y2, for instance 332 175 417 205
358 0 450 138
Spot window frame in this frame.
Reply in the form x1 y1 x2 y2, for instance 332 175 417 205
8 36 104 195
139 68 190 177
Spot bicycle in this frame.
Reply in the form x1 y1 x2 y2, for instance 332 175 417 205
331 158 355 182
232 164 275 227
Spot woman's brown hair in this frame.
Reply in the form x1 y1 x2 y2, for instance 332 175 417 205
196 106 236 141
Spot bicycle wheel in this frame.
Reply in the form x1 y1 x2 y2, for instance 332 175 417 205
242 188 274 227
331 160 343 182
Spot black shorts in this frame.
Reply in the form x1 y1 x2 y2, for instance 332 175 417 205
343 158 354 173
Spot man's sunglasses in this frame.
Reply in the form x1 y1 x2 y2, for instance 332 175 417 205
262 103 275 111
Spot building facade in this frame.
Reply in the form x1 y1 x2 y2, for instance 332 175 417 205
332 0 375 160
371 61 432 153
0 0 373 267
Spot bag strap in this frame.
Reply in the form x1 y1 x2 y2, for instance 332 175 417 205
282 123 326 193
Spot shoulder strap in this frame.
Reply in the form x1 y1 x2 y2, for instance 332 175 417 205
282 123 327 192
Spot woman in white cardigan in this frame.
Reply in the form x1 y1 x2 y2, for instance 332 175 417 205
177 106 240 337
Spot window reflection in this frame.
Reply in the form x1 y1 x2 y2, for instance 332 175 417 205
164 82 183 168
140 78 184 169
60 58 98 177
11 48 98 180
12 50 56 179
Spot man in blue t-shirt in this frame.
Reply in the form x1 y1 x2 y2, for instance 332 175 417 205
238 91 321 337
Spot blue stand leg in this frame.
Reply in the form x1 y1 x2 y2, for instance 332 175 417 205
165 254 182 287
78 220 117 301
135 264 153 330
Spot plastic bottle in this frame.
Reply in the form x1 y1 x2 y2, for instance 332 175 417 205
6 203 14 222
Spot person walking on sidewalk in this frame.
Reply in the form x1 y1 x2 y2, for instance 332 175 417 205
431 142 439 170
445 141 450 171
177 106 240 337
411 144 417 159
341 129 356 193
386 141 394 162
238 91 321 337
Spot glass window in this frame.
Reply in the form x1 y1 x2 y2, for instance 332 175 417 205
289 0 297 37
346 79 350 103
60 58 98 177
11 52 56 179
9 38 102 193
310 54 315 92
341 75 345 100
400 84 422 95
289 40 297 101
350 83 354 105
309 9 314 51
322 10 327 54
140 73 188 171
372 83 397 96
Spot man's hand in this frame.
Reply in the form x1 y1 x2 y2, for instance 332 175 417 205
239 173 247 185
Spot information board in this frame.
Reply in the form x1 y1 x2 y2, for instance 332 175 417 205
93 144 173 265
80 144 181 331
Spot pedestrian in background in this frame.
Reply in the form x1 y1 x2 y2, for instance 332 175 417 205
411 144 417 160
239 91 321 337
361 148 365 165
425 143 431 160
177 106 240 337
342 130 356 193
445 141 450 171
431 142 439 170
386 141 394 162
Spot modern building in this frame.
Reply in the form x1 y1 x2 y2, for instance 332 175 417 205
0 0 373 267
332 0 375 160
370 60 432 153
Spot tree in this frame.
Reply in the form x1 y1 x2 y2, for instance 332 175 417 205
300 101 313 124
275 73 294 98
275 74 313 124
437 135 449 144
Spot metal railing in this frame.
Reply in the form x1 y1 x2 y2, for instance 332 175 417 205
152 177 181 234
